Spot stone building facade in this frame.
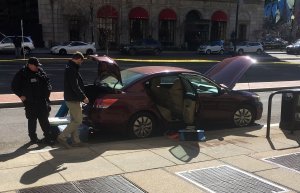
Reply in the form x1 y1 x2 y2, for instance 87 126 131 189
38 0 265 49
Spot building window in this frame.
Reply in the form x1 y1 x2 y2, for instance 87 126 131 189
97 18 118 49
69 17 80 41
158 8 177 47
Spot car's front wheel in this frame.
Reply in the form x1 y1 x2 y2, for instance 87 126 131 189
238 49 244 55
256 49 263 55
219 49 224 55
59 49 67 55
232 105 254 127
206 49 212 54
154 48 161 55
128 112 157 138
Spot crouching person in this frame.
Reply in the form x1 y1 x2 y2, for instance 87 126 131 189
11 57 55 145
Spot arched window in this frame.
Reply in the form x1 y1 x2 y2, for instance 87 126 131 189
97 5 118 49
159 8 177 47
210 10 228 41
128 7 149 42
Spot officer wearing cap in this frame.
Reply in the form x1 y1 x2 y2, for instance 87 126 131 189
11 57 54 145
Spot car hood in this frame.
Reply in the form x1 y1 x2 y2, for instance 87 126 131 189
205 56 256 90
88 55 122 84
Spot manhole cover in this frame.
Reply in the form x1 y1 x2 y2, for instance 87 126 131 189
75 175 146 193
263 152 300 173
176 165 288 193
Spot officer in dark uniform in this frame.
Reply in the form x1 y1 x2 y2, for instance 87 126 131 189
11 57 54 145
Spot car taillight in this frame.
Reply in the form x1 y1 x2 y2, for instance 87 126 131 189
93 99 118 109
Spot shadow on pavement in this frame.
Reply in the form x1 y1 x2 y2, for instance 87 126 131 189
0 142 47 162
267 129 300 150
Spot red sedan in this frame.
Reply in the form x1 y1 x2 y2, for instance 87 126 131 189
83 55 263 138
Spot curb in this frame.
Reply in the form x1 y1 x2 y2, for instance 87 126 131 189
0 99 64 108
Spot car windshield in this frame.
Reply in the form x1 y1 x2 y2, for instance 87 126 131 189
101 69 145 90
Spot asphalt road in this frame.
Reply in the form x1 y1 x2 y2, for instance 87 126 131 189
1 51 300 94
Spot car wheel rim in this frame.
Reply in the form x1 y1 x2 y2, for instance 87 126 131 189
132 116 153 138
233 108 252 127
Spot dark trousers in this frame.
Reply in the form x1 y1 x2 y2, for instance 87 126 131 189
24 101 51 141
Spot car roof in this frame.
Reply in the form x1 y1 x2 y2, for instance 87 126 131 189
128 66 195 75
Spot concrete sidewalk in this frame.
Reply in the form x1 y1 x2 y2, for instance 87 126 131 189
0 124 299 192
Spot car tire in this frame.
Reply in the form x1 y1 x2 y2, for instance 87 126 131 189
59 49 67 55
232 105 254 127
128 112 157 138
219 49 224 55
206 49 211 55
129 49 136 55
256 49 263 55
86 49 94 55
238 49 244 55
154 49 161 55
22 47 31 55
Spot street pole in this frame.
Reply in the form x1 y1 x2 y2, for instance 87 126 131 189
234 0 240 54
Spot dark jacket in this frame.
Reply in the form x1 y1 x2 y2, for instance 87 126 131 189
64 60 86 101
11 66 52 103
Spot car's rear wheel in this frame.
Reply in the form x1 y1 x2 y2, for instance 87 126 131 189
238 49 244 55
129 49 136 55
22 47 31 55
256 49 263 55
59 49 67 55
232 105 254 127
86 49 94 55
128 112 157 138
206 49 212 54
219 49 224 55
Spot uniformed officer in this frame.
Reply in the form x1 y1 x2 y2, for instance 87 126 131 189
11 57 54 145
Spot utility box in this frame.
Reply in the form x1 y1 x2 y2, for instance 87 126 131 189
280 91 300 131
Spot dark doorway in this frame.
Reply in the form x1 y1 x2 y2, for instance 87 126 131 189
238 24 247 41
184 10 209 50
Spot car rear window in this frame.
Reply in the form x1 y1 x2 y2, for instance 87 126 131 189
101 69 145 90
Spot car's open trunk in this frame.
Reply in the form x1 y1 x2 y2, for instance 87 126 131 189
84 84 116 104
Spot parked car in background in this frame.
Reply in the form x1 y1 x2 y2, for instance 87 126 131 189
50 41 96 55
0 36 35 55
197 40 225 55
286 39 300 54
231 41 264 55
120 39 162 55
82 55 262 139
261 37 288 49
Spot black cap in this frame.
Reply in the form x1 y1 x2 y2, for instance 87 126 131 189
27 57 42 66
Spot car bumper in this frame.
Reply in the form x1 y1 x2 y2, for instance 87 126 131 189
255 102 263 120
